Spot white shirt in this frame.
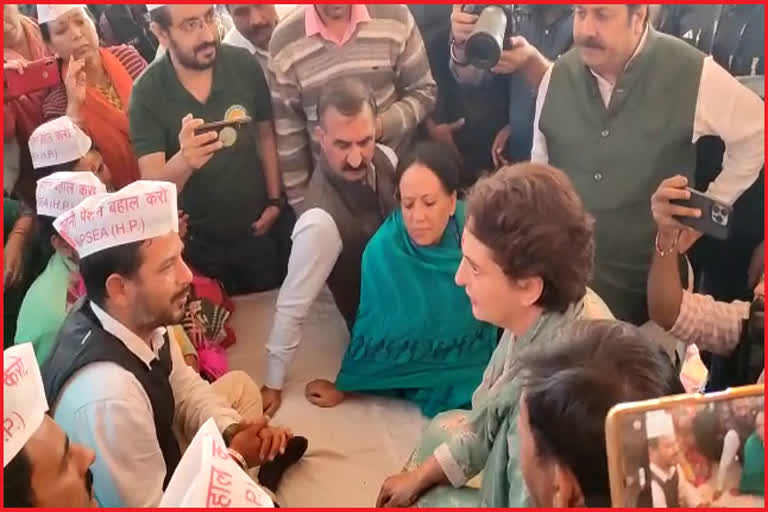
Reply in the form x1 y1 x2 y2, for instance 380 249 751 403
264 144 397 389
532 41 764 206
648 462 702 507
52 303 240 508
223 27 269 72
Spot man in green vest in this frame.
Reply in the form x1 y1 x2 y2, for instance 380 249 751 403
530 4 764 324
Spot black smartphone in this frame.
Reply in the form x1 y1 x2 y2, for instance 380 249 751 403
193 116 252 148
671 187 732 240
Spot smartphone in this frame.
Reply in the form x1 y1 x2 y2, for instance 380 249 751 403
606 384 764 508
671 187 733 240
4 57 61 97
193 116 252 148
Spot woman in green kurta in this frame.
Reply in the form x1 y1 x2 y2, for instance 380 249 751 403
305 143 498 417
377 163 614 507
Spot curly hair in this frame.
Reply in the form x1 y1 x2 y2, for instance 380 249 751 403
465 163 595 312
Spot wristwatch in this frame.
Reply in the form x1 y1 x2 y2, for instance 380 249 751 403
222 422 239 447
266 197 284 210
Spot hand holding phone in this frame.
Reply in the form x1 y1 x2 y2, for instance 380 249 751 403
671 187 732 241
4 57 61 98
651 176 705 251
179 114 225 171
606 384 764 508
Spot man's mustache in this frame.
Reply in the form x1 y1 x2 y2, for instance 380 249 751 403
172 285 191 303
194 41 217 54
247 23 272 35
576 37 605 50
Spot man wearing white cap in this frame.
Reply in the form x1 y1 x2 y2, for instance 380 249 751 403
41 181 303 507
3 343 97 507
14 170 107 365
639 410 704 507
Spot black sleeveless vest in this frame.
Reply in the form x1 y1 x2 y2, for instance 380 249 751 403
302 147 398 326
43 300 181 488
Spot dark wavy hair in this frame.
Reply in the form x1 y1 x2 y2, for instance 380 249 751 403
465 162 595 312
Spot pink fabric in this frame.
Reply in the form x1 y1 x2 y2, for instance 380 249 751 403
197 346 229 380
670 291 750 356
305 5 371 46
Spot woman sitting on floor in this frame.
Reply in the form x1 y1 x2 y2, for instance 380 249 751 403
305 142 498 417
377 162 614 507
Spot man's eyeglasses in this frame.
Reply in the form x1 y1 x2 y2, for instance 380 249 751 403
176 10 217 34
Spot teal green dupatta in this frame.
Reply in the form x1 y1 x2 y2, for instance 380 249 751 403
335 201 498 417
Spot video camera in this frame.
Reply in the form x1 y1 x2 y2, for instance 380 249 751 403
461 5 520 69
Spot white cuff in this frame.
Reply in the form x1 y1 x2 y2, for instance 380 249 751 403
434 443 468 488
263 353 286 390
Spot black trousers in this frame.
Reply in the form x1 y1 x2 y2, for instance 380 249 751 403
183 207 296 296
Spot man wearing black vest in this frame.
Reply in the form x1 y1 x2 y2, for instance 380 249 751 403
42 181 300 507
531 4 764 324
261 78 399 415
638 411 703 507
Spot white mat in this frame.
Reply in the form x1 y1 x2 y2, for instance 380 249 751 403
226 290 427 507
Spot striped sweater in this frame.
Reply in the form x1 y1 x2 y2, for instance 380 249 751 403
268 4 436 207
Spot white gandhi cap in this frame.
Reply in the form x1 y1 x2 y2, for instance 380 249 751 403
29 116 92 170
36 171 108 219
3 344 49 467
36 5 86 25
645 410 676 440
53 180 179 259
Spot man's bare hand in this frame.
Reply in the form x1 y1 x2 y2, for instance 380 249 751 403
261 386 282 417
491 36 534 75
178 114 223 171
651 175 702 253
252 206 280 237
451 5 478 45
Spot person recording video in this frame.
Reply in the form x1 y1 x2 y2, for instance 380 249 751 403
449 5 571 166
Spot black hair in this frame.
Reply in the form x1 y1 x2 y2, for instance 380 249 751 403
317 77 377 125
3 448 35 507
79 241 144 308
520 319 684 507
40 6 96 42
396 141 461 196
36 215 58 251
149 6 173 30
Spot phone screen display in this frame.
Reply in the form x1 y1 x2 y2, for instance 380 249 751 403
611 393 764 507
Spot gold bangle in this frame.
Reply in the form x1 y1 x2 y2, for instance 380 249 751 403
655 232 678 257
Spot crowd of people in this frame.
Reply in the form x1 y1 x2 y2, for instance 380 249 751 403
3 3 764 508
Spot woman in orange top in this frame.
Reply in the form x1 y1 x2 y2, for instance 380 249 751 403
40 5 147 189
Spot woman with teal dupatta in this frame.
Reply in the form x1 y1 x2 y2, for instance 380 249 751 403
305 142 498 417
377 163 614 508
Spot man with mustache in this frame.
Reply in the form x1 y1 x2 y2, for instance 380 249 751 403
129 4 293 297
260 77 399 415
269 4 436 208
223 4 278 73
531 4 763 325
4 343 97 507
42 181 300 507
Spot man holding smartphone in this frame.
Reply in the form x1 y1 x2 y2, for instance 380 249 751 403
129 4 293 296
530 4 764 325
648 176 765 388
